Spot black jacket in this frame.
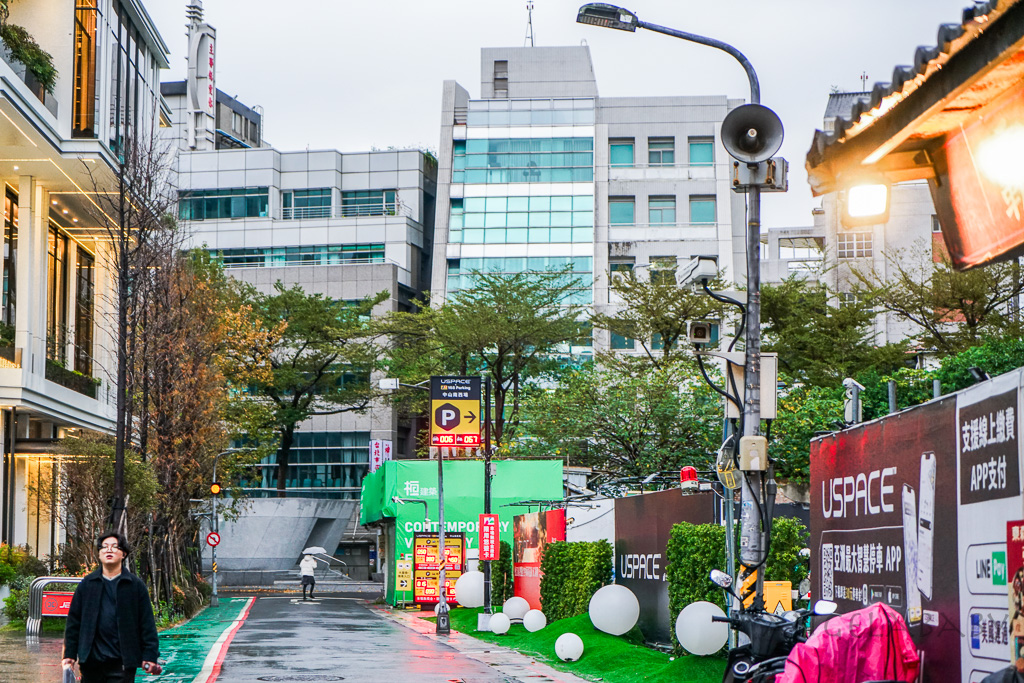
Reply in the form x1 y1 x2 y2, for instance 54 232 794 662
63 568 160 668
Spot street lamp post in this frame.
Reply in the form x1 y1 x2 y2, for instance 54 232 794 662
578 3 781 609
210 448 244 608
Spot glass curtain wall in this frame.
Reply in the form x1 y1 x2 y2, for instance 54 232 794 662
74 250 94 375
2 191 16 330
46 224 69 363
72 1 99 138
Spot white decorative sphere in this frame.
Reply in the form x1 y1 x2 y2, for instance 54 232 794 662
555 632 585 661
523 609 547 632
502 596 530 620
454 571 485 608
588 584 640 636
675 601 729 655
489 612 511 635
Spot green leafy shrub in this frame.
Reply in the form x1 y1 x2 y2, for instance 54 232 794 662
491 541 513 606
666 518 810 650
539 540 612 621
0 23 58 94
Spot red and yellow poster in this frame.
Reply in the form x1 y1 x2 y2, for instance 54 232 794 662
513 509 566 609
412 532 464 604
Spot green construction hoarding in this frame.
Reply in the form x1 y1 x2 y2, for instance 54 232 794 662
360 459 563 605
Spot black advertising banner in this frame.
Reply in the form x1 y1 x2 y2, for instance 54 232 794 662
810 398 961 683
958 389 1019 505
614 490 716 644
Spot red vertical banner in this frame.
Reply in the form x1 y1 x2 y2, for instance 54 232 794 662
513 509 566 609
1008 520 1024 662
479 514 499 561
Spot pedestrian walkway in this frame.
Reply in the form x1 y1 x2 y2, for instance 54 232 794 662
374 605 593 683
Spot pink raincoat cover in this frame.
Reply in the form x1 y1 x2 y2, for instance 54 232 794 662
777 603 920 683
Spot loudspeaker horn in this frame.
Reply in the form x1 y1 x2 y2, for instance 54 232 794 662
721 104 784 164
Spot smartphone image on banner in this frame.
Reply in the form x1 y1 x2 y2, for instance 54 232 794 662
903 483 922 624
918 452 936 600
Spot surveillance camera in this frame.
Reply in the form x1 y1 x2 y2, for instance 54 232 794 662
842 378 865 391
688 321 713 345
678 256 718 287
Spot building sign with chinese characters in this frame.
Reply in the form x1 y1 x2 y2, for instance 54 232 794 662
369 439 392 473
479 514 499 561
959 389 1019 505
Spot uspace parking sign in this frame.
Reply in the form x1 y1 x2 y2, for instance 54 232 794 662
430 376 481 446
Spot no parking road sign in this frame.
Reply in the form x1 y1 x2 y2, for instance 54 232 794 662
206 532 221 547
430 376 481 446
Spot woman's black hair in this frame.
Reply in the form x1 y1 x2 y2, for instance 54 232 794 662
96 530 130 556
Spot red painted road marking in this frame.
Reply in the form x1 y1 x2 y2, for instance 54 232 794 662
193 597 256 683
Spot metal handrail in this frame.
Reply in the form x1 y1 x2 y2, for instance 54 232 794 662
26 576 82 638
282 201 410 220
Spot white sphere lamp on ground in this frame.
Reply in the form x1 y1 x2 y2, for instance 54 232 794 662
523 609 547 632
453 571 484 608
555 632 585 661
488 612 511 635
675 601 729 656
502 596 530 621
588 584 640 636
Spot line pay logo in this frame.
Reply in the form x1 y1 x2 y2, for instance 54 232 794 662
992 551 1007 586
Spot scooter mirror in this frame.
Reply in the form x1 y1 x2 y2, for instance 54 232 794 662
813 600 838 615
709 569 733 589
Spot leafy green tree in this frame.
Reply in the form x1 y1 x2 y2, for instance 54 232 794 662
768 382 844 486
243 283 388 496
761 275 905 387
523 360 721 479
592 268 729 368
382 268 586 448
850 247 1024 354
936 336 1024 393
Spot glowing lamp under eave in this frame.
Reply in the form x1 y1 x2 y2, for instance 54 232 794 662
847 183 889 218
975 125 1024 188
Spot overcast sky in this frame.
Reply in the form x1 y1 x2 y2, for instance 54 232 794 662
145 0 971 228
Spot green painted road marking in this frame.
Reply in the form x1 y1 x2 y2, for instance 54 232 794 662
135 597 252 682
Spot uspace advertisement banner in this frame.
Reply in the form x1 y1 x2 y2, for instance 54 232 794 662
614 490 716 644
513 509 566 609
811 397 961 682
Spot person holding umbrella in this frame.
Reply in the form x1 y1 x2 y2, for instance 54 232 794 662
300 547 324 600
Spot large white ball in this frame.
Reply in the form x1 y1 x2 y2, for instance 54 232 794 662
675 601 729 655
555 632 585 661
454 571 484 608
588 584 640 636
523 609 547 632
489 612 511 635
502 596 530 620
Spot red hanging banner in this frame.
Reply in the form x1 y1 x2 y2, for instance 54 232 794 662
479 514 499 561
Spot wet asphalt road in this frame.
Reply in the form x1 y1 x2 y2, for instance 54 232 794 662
215 595 512 683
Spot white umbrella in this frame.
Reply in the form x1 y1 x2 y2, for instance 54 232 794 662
303 546 327 554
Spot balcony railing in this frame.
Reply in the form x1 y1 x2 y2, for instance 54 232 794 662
0 344 21 368
0 45 58 117
45 359 99 399
282 201 409 220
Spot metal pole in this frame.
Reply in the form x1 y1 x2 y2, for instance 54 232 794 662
722 404 736 647
211 455 219 608
483 376 492 614
739 185 765 608
934 379 942 399
436 443 449 634
852 384 861 424
888 380 897 414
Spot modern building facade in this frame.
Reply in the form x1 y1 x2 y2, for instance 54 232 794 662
0 0 169 558
431 46 748 354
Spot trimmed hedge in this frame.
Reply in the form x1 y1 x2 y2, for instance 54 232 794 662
491 540 514 606
539 540 613 621
666 518 809 649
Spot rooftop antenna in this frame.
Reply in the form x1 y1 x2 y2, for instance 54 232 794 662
524 1 535 47
859 71 869 91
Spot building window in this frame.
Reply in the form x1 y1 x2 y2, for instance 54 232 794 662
179 187 269 220
610 139 634 167
457 194 593 245
210 244 385 269
47 223 69 363
493 60 508 98
779 237 823 260
283 189 332 219
251 431 371 499
341 190 397 217
689 137 714 166
448 255 593 305
456 137 594 184
72 0 99 138
611 332 635 350
609 197 635 225
648 138 675 166
650 256 677 286
837 232 873 259
3 191 17 329
932 214 942 233
838 292 861 307
689 196 716 224
649 196 676 225
75 250 94 376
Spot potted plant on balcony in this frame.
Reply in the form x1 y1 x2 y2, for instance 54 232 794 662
0 0 57 95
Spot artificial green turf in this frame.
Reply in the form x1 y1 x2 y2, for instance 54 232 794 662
446 607 725 683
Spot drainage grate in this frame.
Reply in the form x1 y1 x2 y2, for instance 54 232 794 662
256 677 344 682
